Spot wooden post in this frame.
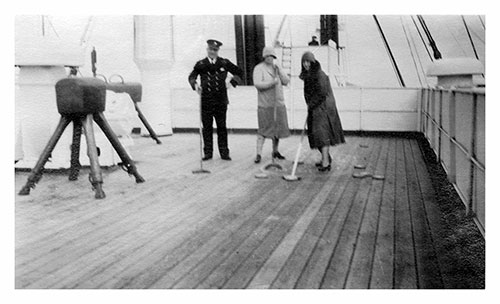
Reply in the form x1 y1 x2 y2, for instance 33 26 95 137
82 114 105 199
93 112 145 183
18 116 72 195
69 117 83 181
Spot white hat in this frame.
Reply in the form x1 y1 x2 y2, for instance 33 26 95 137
262 47 277 59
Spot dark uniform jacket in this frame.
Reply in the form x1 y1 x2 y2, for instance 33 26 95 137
188 57 243 103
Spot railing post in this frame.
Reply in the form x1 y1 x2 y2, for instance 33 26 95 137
449 91 457 184
438 90 443 163
468 93 478 216
420 89 425 134
425 88 430 139
430 88 436 153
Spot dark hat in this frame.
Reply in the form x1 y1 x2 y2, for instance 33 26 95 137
207 39 223 50
302 51 316 63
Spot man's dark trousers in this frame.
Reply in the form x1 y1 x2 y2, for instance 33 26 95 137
201 99 229 157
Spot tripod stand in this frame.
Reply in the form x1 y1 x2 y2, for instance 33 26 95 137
18 77 145 199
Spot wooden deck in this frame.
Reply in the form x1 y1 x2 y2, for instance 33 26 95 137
15 133 448 289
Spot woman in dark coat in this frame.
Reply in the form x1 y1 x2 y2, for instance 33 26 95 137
299 51 345 171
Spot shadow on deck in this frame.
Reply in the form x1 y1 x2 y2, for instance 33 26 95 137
14 133 482 289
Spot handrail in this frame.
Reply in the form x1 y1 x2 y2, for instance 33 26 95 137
420 87 485 236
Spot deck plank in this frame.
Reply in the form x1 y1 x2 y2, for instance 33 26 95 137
369 138 397 288
319 137 384 288
247 140 359 288
190 174 327 289
25 152 262 288
130 163 302 289
393 138 418 288
409 140 449 287
344 137 390 288
293 137 379 289
17 140 258 288
231 141 360 289
269 138 361 289
15 144 202 251
15 139 200 241
403 140 443 288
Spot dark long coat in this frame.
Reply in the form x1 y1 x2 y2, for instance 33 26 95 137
303 66 345 149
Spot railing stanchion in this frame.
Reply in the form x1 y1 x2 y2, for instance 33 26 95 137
449 91 457 184
438 90 443 163
468 93 478 216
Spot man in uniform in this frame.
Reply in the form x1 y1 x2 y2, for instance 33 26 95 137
188 39 243 161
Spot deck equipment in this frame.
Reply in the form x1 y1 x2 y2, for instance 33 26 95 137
283 119 307 182
18 77 145 199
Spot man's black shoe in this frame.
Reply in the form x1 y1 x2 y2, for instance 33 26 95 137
221 155 232 161
202 155 212 161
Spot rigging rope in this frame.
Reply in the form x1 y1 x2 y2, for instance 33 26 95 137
468 27 485 44
446 22 468 56
400 16 423 87
373 15 405 87
462 15 484 79
417 15 442 60
478 15 485 30
462 15 480 60
406 17 428 84
411 15 433 62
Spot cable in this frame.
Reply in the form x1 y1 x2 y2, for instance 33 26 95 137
373 15 405 87
461 15 484 79
400 16 423 87
462 15 480 60
45 16 60 38
411 15 433 62
446 22 468 56
406 16 429 86
417 15 442 60
468 26 485 44
478 15 485 29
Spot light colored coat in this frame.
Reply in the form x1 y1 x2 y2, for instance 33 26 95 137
252 62 289 108
252 62 291 138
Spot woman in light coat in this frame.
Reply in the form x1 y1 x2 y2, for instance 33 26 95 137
300 51 345 171
252 47 290 163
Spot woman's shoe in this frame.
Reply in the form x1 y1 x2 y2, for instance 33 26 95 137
318 164 331 172
254 154 262 164
272 151 286 160
315 155 332 167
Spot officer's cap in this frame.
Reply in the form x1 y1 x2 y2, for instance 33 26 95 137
207 39 223 50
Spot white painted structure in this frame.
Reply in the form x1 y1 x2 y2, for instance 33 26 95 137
133 15 175 136
426 58 484 88
172 86 421 132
